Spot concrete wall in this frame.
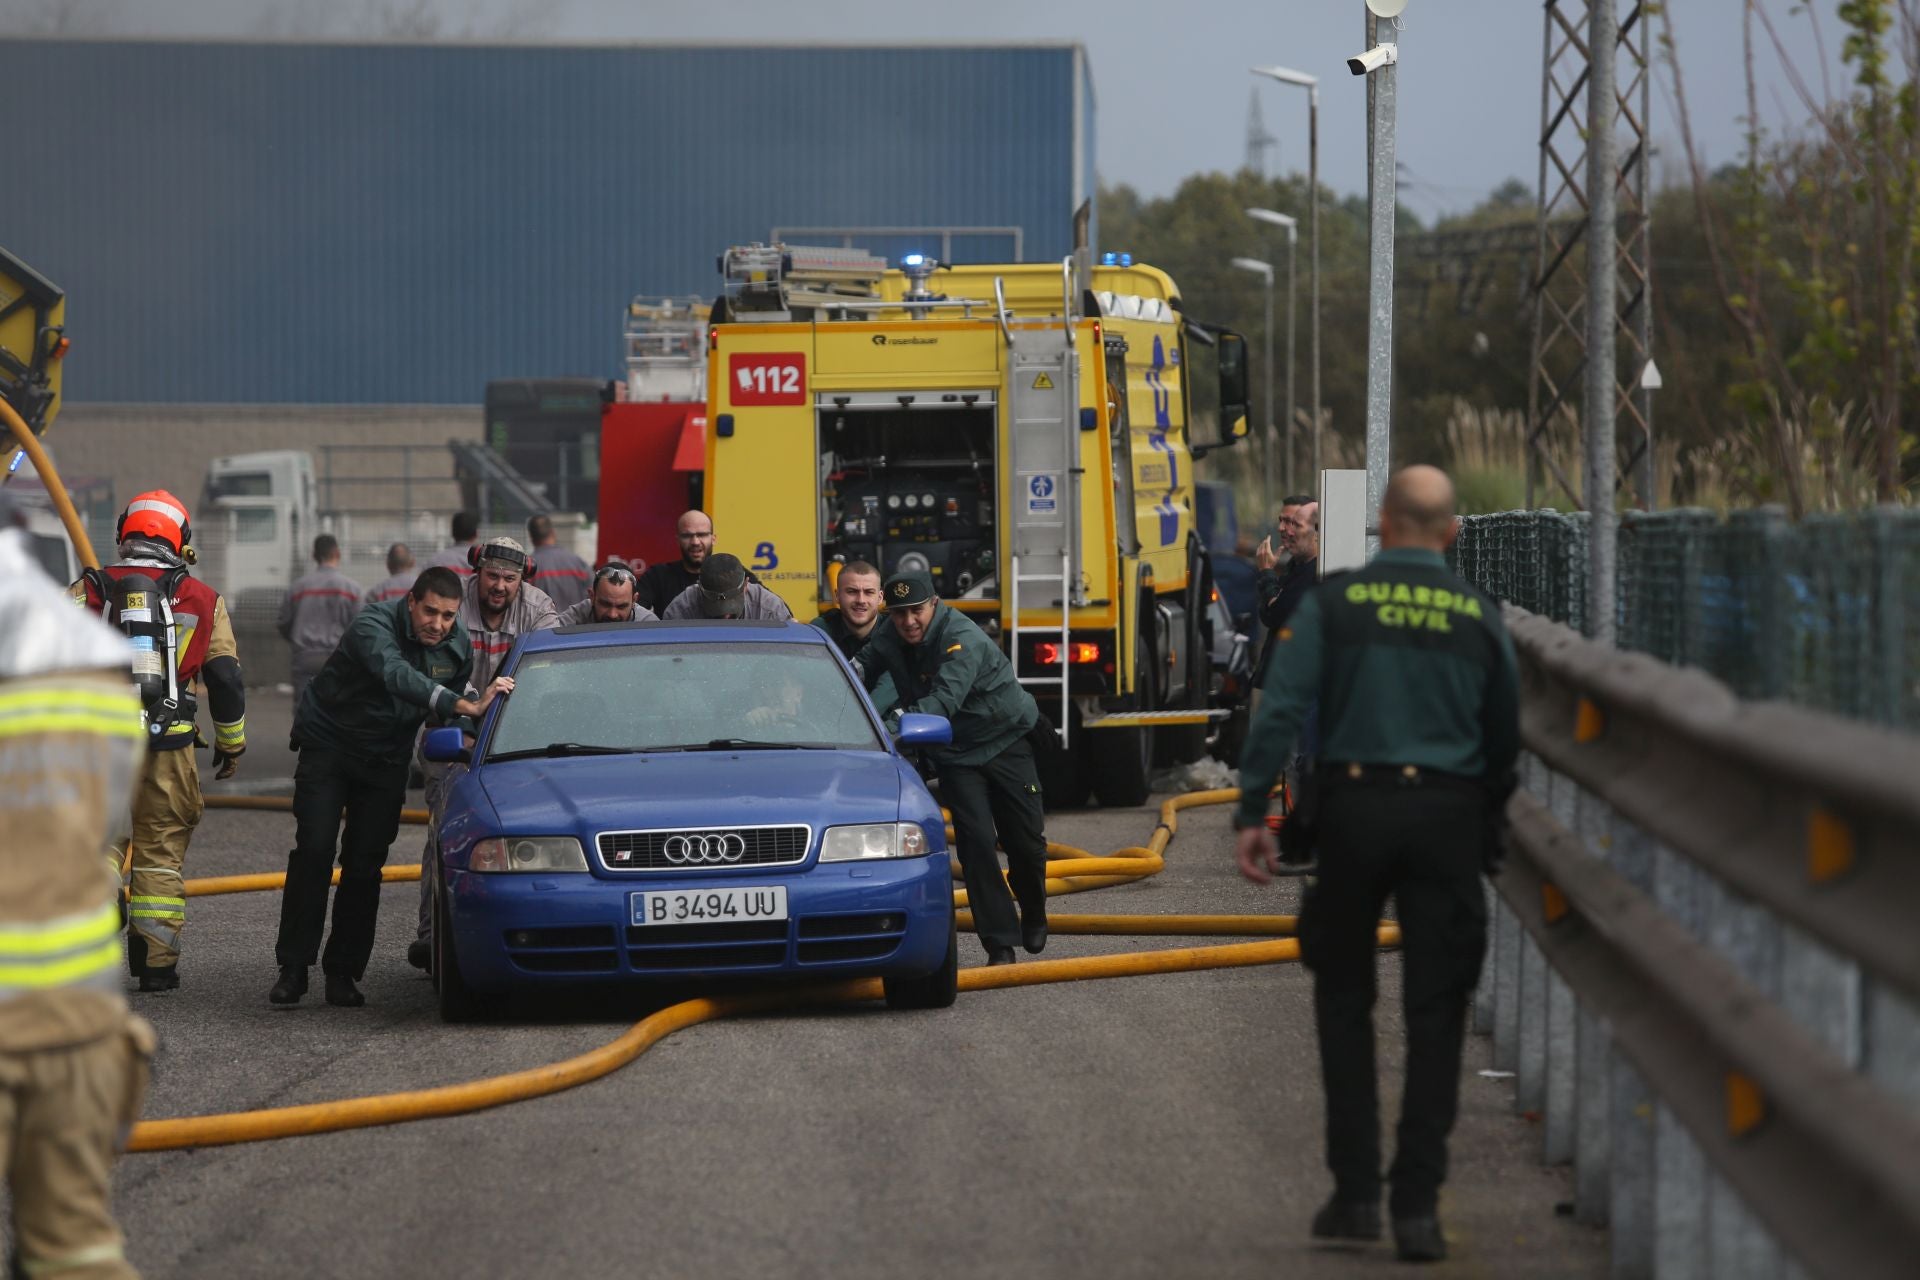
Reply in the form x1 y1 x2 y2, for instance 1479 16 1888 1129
43 404 485 689
49 403 482 520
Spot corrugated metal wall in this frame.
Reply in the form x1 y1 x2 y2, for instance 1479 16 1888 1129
1 40 1090 404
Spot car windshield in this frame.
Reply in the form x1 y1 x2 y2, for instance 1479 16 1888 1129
485 641 884 759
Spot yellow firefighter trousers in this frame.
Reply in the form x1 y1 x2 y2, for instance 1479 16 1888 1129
0 1022 152 1279
114 748 202 970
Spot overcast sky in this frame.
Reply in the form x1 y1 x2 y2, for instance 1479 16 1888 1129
5 0 1861 220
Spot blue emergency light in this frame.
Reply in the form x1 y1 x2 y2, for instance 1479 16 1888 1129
1101 252 1117 266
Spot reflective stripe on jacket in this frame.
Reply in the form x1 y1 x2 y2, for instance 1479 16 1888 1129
0 671 145 1050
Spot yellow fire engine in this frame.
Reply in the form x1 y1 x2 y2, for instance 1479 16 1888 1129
703 243 1249 807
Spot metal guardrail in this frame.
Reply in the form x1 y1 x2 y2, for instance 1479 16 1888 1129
1485 607 1920 1280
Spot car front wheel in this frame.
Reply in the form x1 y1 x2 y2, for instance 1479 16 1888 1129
435 869 491 1023
883 912 959 1010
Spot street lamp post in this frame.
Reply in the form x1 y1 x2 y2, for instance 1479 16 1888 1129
1246 208 1297 491
1230 256 1275 518
1251 64 1320 483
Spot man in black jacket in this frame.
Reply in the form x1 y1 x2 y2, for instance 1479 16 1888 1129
635 510 759 613
271 567 511 1009
1253 496 1319 694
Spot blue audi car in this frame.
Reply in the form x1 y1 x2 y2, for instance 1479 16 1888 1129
421 620 959 1020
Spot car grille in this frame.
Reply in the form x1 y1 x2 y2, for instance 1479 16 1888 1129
597 825 811 871
625 921 788 970
618 915 907 971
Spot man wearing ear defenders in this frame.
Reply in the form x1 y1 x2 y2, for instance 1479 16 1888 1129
406 536 558 970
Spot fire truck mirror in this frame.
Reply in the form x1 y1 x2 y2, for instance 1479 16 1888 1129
1216 330 1251 441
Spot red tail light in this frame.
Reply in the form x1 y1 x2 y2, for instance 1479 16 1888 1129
1035 641 1103 665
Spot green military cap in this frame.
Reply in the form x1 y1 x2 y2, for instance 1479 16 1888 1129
882 568 936 608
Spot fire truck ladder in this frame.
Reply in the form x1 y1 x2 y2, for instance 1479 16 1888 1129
1006 260 1086 748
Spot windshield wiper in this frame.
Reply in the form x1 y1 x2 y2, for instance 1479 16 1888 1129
487 742 648 762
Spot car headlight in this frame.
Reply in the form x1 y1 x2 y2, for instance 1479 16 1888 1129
469 836 588 873
818 822 931 862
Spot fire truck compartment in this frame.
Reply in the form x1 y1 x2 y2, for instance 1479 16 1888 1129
817 396 999 600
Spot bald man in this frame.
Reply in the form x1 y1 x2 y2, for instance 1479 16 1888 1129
634 510 758 614
1232 465 1520 1263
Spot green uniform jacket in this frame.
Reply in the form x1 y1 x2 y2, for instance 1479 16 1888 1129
850 604 1038 768
294 597 475 763
1236 548 1520 828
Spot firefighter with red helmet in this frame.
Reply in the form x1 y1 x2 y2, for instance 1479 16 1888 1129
71 489 247 993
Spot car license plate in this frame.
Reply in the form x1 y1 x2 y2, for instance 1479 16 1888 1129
630 886 789 927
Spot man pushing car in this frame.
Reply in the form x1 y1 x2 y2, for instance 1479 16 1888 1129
848 570 1049 966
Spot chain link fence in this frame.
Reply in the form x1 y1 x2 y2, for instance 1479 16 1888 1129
1452 507 1920 732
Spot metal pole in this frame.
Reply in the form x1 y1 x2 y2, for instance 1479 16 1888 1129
1309 88 1321 487
1284 228 1297 493
1262 274 1275 519
1635 16 1656 512
1363 9 1397 547
1526 3 1556 511
1586 0 1619 643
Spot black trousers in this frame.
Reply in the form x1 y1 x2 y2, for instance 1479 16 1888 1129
1297 776 1489 1217
939 738 1050 953
274 746 410 979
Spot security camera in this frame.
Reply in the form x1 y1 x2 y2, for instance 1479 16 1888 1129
1347 42 1398 76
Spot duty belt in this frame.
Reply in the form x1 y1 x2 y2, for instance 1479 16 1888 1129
1322 761 1484 792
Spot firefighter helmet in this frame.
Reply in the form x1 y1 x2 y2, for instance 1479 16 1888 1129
117 490 192 555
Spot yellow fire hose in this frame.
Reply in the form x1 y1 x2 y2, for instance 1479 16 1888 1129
1 396 99 569
139 789 1398 1152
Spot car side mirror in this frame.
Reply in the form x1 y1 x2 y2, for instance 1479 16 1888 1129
894 713 953 747
422 726 471 764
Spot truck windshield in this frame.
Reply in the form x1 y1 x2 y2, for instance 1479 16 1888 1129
27 533 70 582
208 472 273 499
486 641 884 758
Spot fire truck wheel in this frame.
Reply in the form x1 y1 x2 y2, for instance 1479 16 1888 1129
1090 631 1155 808
1036 706 1090 810
1159 582 1212 766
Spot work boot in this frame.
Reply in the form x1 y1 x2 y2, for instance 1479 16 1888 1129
985 946 1017 967
406 939 432 971
325 973 366 1008
1021 917 1048 955
269 966 309 1005
1310 1197 1383 1242
1392 1216 1447 1263
137 964 180 993
126 930 148 979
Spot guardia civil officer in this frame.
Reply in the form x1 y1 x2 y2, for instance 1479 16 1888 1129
1233 466 1519 1263
849 570 1048 965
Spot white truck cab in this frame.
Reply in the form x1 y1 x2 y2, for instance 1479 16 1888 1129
20 505 81 585
200 450 317 605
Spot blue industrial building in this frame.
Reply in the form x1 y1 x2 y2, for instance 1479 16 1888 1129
1 40 1095 404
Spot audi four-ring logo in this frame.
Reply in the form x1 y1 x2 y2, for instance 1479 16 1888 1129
662 833 748 864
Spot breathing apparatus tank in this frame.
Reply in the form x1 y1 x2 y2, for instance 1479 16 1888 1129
85 565 191 736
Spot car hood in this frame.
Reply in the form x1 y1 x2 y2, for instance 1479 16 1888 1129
475 749 907 841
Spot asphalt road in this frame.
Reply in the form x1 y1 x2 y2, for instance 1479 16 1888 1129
34 693 1606 1278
